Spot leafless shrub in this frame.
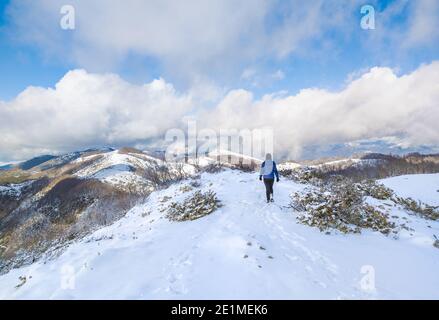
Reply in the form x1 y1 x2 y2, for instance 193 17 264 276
291 178 396 235
118 147 144 155
232 160 259 172
0 177 138 274
357 180 394 200
200 163 224 174
279 168 324 186
166 190 222 222
139 161 188 188
394 196 439 220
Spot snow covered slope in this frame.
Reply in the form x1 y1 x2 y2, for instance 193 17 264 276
0 170 438 299
380 174 439 206
71 149 195 194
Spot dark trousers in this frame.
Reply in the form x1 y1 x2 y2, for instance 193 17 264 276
263 178 274 201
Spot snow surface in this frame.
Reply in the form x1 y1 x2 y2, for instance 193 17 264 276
380 173 439 206
95 169 154 194
74 151 149 178
208 149 263 163
72 151 186 193
0 171 438 299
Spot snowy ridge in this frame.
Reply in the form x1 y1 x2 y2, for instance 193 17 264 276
1 170 438 299
74 151 152 178
380 174 439 206
208 149 263 163
306 157 382 169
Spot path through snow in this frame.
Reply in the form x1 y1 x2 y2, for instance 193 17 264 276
0 170 438 299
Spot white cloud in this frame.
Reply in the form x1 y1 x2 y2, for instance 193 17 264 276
199 62 439 159
2 63 439 161
5 0 438 90
367 0 439 53
0 70 192 160
6 0 268 76
5 0 362 82
404 0 439 48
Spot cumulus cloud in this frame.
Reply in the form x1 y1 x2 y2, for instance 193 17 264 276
199 61 439 159
1 62 439 161
0 70 192 160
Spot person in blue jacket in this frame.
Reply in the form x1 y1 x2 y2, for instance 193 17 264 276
259 153 280 203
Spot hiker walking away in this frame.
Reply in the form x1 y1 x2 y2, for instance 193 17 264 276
259 153 279 203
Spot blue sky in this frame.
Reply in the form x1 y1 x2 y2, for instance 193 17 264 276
0 0 66 99
1 0 438 100
0 0 438 161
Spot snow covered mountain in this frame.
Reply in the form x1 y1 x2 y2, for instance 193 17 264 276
0 149 438 299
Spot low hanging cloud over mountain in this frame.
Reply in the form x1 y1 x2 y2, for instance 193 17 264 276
1 62 439 161
200 62 439 158
0 70 192 160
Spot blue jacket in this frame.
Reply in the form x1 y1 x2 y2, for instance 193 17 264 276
260 161 279 180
